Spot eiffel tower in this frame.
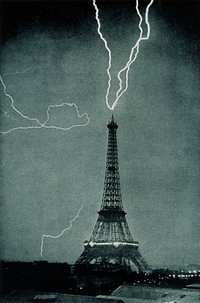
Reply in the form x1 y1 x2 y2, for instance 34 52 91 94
75 116 150 273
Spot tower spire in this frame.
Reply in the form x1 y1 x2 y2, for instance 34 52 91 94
101 116 123 211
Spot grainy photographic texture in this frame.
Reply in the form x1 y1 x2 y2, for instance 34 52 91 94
0 0 199 271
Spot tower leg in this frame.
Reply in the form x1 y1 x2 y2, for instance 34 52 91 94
130 250 151 273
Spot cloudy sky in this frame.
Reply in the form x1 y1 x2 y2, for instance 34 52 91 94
0 0 199 267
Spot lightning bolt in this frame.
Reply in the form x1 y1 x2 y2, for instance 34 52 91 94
0 75 90 134
115 0 154 108
4 66 45 76
144 244 164 256
93 0 154 110
93 0 112 111
40 203 84 257
4 67 33 75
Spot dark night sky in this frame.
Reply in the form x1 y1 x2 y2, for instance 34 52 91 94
0 0 199 267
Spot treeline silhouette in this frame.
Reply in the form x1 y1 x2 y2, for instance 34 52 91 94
1 261 75 295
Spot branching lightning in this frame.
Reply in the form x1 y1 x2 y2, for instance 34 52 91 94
93 0 154 110
0 75 90 134
0 73 89 256
40 203 84 257
115 0 154 107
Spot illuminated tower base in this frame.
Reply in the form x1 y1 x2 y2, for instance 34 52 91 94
75 117 150 273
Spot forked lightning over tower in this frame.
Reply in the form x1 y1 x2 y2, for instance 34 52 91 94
75 116 150 273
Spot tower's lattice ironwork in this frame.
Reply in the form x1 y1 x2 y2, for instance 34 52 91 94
75 116 150 273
